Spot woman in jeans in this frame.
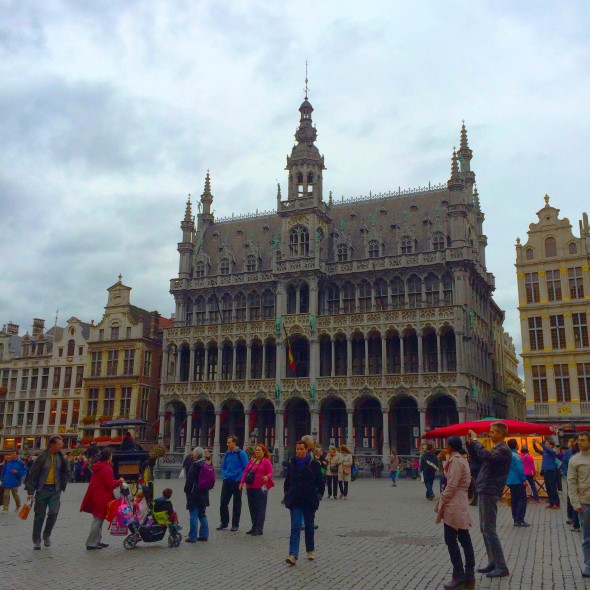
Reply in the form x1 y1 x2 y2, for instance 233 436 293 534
338 445 353 499
239 443 274 536
284 440 325 565
184 447 210 542
325 445 340 498
435 436 475 590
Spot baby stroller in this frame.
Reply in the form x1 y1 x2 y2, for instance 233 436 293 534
123 482 182 549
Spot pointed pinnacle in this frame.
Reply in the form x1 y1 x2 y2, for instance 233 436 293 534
277 183 281 198
184 194 192 221
451 149 460 179
204 170 211 195
461 121 469 151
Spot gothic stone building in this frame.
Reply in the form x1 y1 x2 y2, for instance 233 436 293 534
160 93 518 466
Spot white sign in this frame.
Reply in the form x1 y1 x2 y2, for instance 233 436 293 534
413 427 420 437
362 438 369 448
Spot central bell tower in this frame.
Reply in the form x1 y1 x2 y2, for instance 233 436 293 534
282 72 326 207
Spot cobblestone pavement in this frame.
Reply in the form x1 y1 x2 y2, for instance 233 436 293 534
0 477 589 590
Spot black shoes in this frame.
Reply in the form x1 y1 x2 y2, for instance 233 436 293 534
246 530 255 535
86 545 103 550
477 563 495 574
230 526 239 532
216 524 228 530
251 531 263 536
486 569 509 578
98 543 109 548
196 537 208 541
514 521 530 527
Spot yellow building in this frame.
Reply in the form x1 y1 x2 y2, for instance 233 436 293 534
79 277 168 444
516 195 590 430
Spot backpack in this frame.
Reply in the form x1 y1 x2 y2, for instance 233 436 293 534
197 462 216 491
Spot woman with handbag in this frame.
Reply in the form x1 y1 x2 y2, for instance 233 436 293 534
435 436 475 590
80 448 124 550
239 443 274 536
338 445 353 499
284 440 325 565
325 445 340 499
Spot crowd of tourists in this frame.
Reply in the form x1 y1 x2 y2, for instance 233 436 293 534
4 424 590 584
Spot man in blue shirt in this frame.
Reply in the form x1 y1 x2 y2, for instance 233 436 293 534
533 439 560 508
506 439 529 527
217 435 248 532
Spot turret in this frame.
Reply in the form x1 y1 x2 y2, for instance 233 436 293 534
178 193 196 280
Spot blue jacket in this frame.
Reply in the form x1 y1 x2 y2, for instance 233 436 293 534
506 450 526 485
221 449 248 481
533 441 557 472
2 458 28 488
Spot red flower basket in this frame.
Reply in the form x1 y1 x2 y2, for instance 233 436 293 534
98 416 113 424
80 437 93 445
94 436 112 443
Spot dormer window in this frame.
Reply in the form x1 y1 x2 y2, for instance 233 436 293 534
368 240 380 258
220 258 230 275
545 237 557 257
246 255 257 272
401 236 413 254
337 243 348 262
525 248 534 260
195 261 205 278
569 242 578 255
432 232 445 251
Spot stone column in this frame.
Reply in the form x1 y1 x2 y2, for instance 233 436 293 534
347 336 352 376
417 334 423 375
246 343 252 380
213 410 222 466
204 346 209 380
277 341 285 380
188 344 196 383
457 406 466 423
244 410 251 443
276 409 285 466
162 349 169 384
185 412 193 455
174 351 181 382
232 345 237 380
158 401 166 443
168 413 176 453
381 408 390 463
311 408 319 440
381 335 388 376
419 407 426 437
364 337 369 375
436 334 442 373
346 408 354 449
262 343 267 379
400 337 405 375
331 338 336 377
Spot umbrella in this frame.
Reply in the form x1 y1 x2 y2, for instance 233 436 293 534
422 419 556 439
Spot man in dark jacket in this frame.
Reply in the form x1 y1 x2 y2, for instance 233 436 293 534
420 443 438 500
466 422 512 579
25 436 71 550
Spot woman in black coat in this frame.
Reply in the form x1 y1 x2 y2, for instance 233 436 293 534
284 440 325 565
184 447 209 542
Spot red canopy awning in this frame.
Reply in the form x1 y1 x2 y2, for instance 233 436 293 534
422 419 556 439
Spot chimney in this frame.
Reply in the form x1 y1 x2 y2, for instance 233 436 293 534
32 318 45 338
6 322 19 336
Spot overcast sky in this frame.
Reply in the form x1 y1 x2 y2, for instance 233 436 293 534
1 1 589 369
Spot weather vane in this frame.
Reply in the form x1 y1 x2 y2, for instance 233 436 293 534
304 60 309 100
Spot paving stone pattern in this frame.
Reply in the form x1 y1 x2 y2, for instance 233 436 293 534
0 477 588 590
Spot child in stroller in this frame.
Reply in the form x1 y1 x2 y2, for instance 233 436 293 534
153 488 182 532
123 482 182 549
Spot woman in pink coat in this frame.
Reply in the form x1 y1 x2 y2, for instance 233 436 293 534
435 436 475 590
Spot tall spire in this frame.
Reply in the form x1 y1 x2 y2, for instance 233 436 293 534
447 148 464 192
458 120 473 176
200 170 214 218
460 120 469 151
184 194 192 222
304 60 309 100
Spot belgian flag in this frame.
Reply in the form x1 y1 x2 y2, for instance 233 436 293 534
284 324 296 373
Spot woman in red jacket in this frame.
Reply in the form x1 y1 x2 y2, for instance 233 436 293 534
80 448 124 550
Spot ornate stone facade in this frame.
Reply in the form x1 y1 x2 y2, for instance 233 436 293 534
516 196 590 432
161 92 519 465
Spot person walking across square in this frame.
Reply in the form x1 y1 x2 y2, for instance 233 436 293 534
217 435 248 532
506 439 529 527
533 438 560 509
466 423 511 579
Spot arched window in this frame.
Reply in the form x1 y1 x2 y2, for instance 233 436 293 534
525 248 533 260
67 339 75 357
569 242 578 255
408 275 422 308
248 291 261 321
390 277 405 308
374 278 388 310
195 297 206 324
289 225 309 257
220 257 230 275
545 237 557 257
222 293 233 322
342 282 355 313
337 243 348 262
432 232 445 251
368 239 380 258
261 289 275 319
442 272 454 304
307 171 314 194
195 261 205 278
327 284 340 313
246 254 257 272
297 172 304 197
234 292 247 321
401 236 413 254
425 274 440 305
358 280 372 311
208 295 220 322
